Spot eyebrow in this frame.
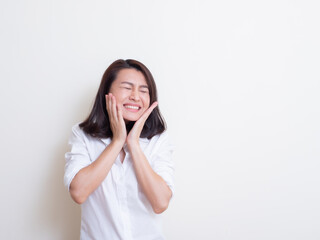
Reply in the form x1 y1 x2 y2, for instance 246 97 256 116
120 81 149 89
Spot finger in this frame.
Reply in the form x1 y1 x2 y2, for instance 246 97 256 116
128 102 158 140
117 103 124 122
137 102 158 124
149 101 158 110
111 95 118 122
105 94 110 115
139 101 158 122
105 94 112 118
107 94 115 123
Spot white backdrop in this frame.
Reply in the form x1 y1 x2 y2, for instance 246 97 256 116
1 0 319 239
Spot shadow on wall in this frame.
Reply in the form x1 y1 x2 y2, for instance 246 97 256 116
35 136 81 239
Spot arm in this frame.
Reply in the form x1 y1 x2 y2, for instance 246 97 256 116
128 143 172 214
126 102 172 214
69 139 123 204
69 94 127 204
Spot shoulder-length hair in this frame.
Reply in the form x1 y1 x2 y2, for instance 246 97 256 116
79 59 166 139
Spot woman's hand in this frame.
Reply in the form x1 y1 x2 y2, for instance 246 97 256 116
127 102 158 149
105 93 127 145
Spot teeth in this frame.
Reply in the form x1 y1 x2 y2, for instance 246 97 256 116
125 105 139 110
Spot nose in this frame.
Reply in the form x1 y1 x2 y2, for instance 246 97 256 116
129 89 140 101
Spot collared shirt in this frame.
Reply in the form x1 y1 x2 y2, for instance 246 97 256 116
64 124 175 240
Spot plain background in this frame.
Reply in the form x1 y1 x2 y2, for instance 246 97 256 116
1 0 319 239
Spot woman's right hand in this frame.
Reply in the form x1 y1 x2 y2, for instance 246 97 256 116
70 93 126 204
105 93 127 145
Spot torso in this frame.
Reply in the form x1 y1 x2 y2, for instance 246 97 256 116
66 125 173 240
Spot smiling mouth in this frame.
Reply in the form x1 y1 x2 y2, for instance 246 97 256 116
123 105 141 111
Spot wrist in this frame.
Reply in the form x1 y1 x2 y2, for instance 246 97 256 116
111 138 125 149
127 139 140 152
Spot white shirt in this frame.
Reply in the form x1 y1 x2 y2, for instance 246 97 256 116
64 124 175 240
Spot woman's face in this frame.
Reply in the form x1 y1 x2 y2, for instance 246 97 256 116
109 68 150 123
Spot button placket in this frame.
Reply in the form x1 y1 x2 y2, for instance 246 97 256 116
118 147 134 239
118 168 133 239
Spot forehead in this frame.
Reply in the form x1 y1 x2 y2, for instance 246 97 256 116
114 68 147 86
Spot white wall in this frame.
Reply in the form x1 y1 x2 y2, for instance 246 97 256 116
1 0 319 239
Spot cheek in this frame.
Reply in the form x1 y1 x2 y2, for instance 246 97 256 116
115 95 123 104
110 91 125 103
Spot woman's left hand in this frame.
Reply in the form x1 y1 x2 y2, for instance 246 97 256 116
126 102 158 148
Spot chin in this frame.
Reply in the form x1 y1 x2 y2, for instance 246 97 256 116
123 115 140 122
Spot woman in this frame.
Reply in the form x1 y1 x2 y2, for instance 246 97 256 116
64 59 175 240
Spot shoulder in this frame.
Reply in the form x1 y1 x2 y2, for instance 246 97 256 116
145 130 175 152
71 123 85 137
69 122 92 143
145 130 169 143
